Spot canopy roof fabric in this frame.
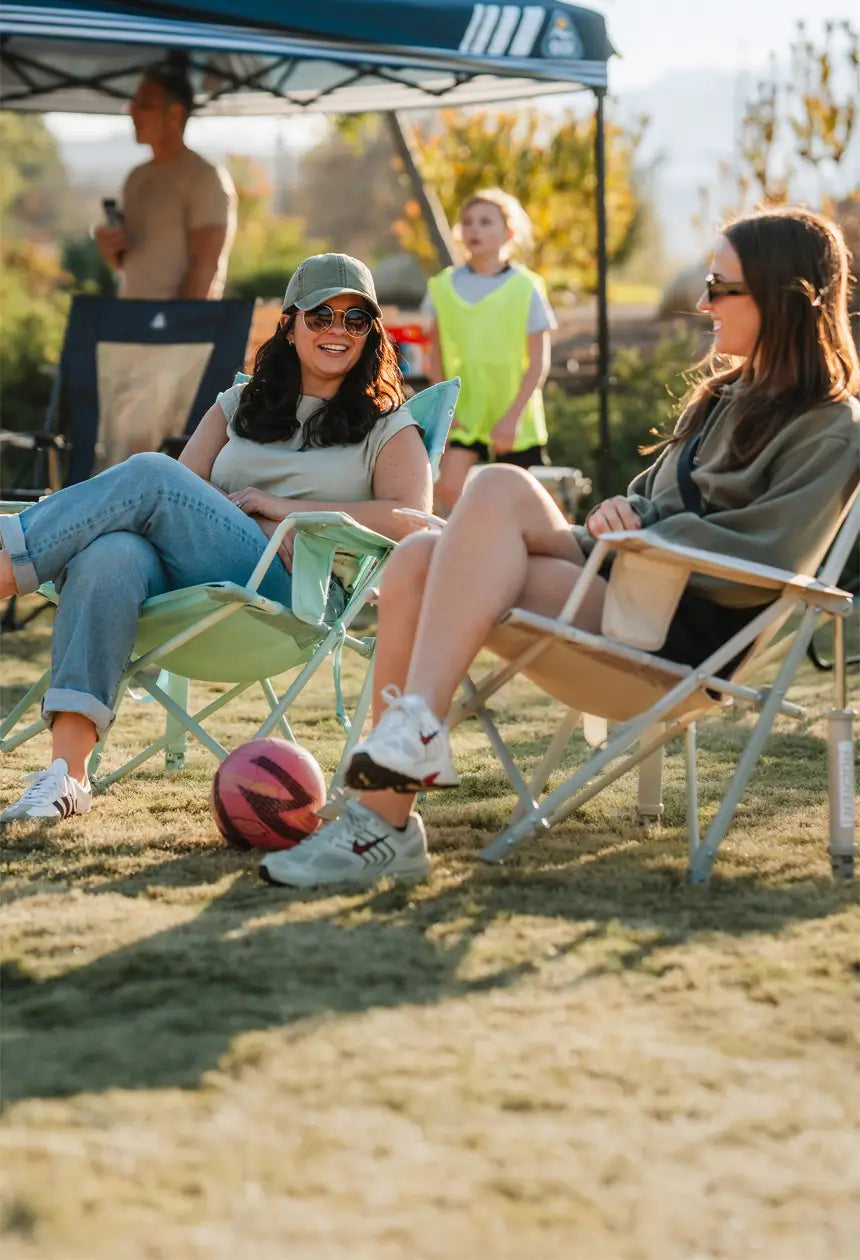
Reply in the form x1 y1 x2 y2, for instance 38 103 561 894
0 1 615 115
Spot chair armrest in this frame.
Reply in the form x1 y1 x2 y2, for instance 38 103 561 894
600 531 853 615
246 511 395 595
288 511 395 553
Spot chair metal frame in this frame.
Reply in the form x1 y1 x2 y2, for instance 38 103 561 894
448 488 859 884
0 379 459 790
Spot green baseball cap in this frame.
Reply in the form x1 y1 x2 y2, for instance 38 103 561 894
282 253 382 318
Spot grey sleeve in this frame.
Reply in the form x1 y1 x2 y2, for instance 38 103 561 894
365 404 421 473
625 454 670 526
527 284 557 333
419 291 435 318
216 383 245 428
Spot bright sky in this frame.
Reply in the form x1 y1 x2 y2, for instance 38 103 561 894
601 0 843 89
46 0 851 145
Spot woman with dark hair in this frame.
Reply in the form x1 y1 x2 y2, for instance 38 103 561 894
0 254 431 822
259 206 860 890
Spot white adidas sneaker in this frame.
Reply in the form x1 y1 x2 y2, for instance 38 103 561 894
346 687 460 793
0 758 93 823
259 798 430 889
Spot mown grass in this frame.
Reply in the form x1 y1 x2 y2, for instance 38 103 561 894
1 596 859 1260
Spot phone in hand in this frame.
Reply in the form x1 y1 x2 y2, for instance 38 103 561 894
102 198 124 228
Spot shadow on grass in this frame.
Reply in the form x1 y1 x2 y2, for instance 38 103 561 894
3 814 857 1105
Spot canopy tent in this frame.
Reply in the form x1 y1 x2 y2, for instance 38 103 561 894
0 0 618 489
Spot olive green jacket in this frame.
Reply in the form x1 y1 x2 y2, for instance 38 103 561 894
574 389 860 606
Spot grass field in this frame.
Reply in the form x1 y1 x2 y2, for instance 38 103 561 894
2 597 859 1260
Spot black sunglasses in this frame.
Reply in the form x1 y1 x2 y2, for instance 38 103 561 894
704 274 750 302
302 304 373 338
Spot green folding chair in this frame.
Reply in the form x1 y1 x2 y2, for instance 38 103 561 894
0 378 459 789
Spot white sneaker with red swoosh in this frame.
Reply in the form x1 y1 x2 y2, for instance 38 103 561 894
346 688 460 793
259 799 430 888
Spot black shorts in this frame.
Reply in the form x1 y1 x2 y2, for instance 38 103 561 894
661 588 763 670
599 559 763 669
448 439 548 469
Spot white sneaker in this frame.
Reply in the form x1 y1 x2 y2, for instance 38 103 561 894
346 687 460 793
259 798 430 889
0 758 92 823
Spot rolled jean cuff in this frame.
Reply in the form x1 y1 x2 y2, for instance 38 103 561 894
42 688 116 740
0 512 40 595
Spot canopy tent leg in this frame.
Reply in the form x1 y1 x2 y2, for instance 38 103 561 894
386 112 457 269
593 87 612 497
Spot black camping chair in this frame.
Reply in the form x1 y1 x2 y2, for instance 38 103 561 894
1 295 255 629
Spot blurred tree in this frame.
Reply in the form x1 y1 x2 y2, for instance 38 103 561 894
61 236 116 297
290 119 409 265
789 20 859 192
546 327 702 496
0 115 74 438
223 155 326 299
391 106 647 292
694 20 859 227
0 113 73 237
0 242 69 436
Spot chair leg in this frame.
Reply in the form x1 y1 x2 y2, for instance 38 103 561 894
164 673 189 771
87 680 129 782
0 670 50 751
260 679 294 742
255 634 342 739
328 658 375 797
509 707 580 825
828 614 855 879
684 723 700 864
92 678 246 789
827 707 855 879
480 718 687 864
636 730 665 829
687 607 820 884
458 675 543 823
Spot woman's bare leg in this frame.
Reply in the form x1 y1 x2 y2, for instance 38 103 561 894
406 464 607 717
357 532 438 827
51 713 97 783
435 445 480 514
2 542 97 783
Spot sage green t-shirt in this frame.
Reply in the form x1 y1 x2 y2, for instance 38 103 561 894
210 385 418 500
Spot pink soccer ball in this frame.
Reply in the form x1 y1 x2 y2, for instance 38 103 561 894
210 738 326 851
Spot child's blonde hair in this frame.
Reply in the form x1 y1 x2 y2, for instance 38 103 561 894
455 188 534 260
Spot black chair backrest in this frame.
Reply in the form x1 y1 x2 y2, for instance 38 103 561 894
57 296 254 484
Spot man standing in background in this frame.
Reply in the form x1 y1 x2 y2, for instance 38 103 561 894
95 64 236 300
91 64 238 465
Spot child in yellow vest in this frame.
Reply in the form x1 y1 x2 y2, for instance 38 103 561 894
423 188 556 510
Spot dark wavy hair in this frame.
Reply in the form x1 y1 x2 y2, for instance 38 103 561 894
232 310 406 447
646 206 860 468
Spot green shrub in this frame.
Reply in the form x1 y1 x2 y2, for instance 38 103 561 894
0 243 69 435
546 326 701 500
60 236 115 297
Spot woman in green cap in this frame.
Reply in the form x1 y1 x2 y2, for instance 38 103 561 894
0 253 431 823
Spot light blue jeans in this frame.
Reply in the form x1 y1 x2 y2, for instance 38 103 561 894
0 453 340 737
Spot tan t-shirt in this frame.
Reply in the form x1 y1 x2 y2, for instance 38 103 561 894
120 149 237 300
211 385 419 501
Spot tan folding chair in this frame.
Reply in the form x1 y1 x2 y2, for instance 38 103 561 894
448 486 859 884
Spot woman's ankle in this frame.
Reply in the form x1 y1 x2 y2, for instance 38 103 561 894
359 790 414 828
52 712 98 783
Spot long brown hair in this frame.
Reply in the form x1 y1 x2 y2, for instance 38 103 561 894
233 311 406 447
659 206 859 467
